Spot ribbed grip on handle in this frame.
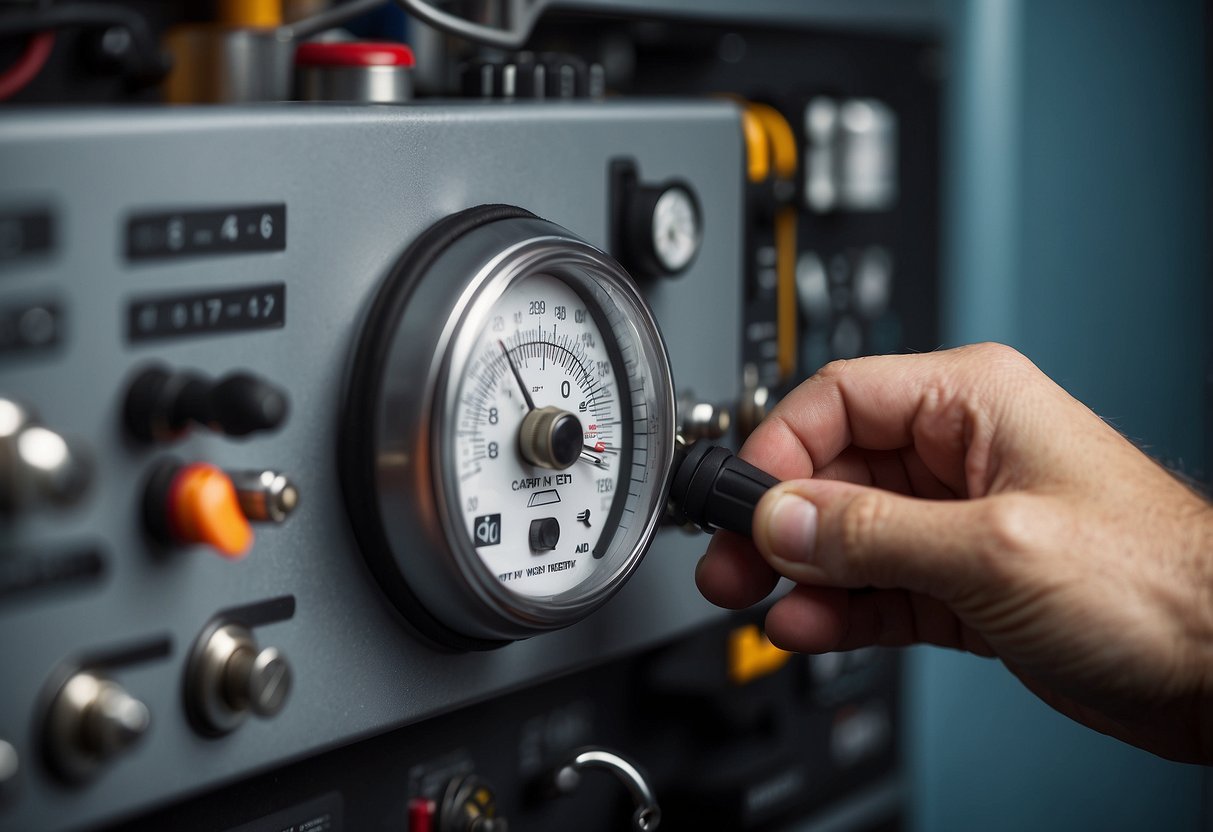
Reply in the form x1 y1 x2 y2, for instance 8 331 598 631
668 442 779 537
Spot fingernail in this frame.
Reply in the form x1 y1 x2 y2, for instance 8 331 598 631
767 493 818 563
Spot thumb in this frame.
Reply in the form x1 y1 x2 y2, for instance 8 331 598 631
752 479 1007 600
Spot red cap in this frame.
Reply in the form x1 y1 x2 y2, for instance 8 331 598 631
407 797 436 832
295 41 415 69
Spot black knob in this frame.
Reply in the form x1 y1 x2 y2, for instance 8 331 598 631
125 365 288 442
460 51 603 100
529 517 561 552
667 442 779 538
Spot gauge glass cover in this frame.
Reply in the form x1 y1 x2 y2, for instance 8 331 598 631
433 240 673 627
450 273 627 598
349 212 675 644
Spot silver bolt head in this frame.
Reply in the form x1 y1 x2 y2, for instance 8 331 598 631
89 683 150 756
246 647 292 717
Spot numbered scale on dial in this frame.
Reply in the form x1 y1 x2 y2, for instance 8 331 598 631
343 206 675 648
456 274 630 597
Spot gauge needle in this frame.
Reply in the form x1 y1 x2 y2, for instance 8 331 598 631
580 443 608 467
498 339 536 410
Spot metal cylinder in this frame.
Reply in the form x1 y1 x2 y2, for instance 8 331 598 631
186 622 292 735
295 41 414 104
45 671 150 782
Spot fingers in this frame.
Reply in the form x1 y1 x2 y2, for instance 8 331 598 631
752 478 1009 600
763 585 996 656
697 542 997 657
694 449 958 610
738 344 1041 497
696 531 780 609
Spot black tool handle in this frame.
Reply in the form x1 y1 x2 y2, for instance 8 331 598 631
668 442 779 538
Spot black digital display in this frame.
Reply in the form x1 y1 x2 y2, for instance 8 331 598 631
126 204 285 261
127 283 285 342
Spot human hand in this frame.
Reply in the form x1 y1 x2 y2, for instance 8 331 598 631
696 343 1213 762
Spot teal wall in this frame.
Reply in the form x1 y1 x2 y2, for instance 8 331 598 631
911 0 1210 829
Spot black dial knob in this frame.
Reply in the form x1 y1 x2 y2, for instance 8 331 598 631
125 365 288 442
667 441 779 538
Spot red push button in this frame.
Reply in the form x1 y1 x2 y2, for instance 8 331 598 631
294 41 415 68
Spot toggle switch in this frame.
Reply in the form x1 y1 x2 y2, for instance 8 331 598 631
144 460 253 558
124 364 288 443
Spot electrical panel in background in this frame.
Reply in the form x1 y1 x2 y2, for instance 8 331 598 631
0 2 941 830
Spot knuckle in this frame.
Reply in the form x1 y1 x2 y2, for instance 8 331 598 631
815 357 855 382
838 491 891 567
977 495 1038 568
970 341 1025 363
966 342 1032 376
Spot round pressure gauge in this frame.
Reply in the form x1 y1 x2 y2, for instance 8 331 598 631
621 180 702 278
342 206 676 649
650 186 701 274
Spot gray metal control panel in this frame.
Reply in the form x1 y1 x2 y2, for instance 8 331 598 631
0 102 742 831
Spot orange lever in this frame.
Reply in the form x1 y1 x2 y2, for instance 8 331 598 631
166 463 253 558
727 623 792 685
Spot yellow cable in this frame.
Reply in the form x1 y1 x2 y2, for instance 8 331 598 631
739 108 771 184
745 103 799 381
746 101 798 179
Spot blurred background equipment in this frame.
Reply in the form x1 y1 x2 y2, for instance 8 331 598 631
0 0 1207 830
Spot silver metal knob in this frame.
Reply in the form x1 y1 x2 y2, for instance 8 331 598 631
677 393 732 443
0 397 91 514
518 406 582 470
735 365 772 440
45 671 150 782
187 622 291 734
230 469 299 523
224 644 291 717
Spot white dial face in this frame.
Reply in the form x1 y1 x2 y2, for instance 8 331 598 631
452 273 626 598
652 187 700 273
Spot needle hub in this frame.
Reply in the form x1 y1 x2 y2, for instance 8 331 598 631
518 406 582 470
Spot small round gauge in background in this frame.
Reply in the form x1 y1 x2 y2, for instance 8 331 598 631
650 185 702 274
622 179 703 278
